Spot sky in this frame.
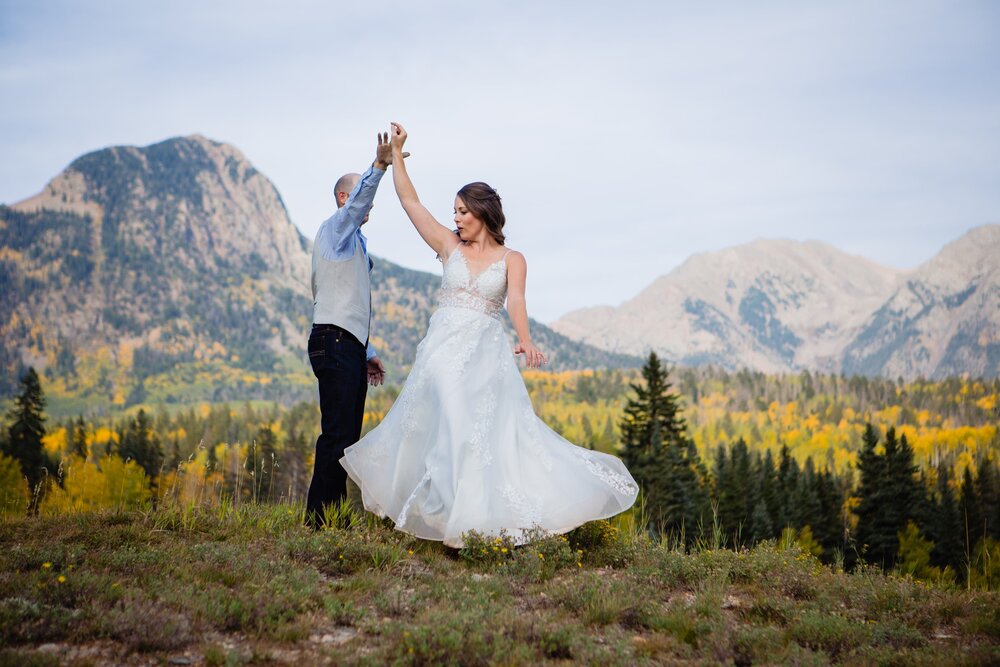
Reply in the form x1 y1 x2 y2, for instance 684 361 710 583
2 0 998 322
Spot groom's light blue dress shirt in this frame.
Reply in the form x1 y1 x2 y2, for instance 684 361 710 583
315 164 384 360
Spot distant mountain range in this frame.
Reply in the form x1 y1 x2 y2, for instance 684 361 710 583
2 136 995 414
0 136 637 409
551 227 999 379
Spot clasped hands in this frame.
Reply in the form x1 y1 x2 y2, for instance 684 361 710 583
375 129 409 170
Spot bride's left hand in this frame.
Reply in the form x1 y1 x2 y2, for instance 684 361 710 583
514 341 547 369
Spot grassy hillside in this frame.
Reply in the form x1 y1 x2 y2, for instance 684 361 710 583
1 502 998 666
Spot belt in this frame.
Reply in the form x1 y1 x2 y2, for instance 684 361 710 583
312 323 350 333
311 324 367 348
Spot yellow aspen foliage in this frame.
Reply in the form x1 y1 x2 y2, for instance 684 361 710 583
91 427 117 447
41 455 150 514
975 395 997 413
956 450 975 478
780 525 823 558
804 413 821 431
118 341 134 369
0 454 29 516
780 402 798 428
42 427 67 457
843 496 861 531
158 461 225 506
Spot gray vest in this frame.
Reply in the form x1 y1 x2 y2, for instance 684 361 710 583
311 234 371 346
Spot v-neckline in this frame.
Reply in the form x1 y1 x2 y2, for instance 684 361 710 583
451 246 507 283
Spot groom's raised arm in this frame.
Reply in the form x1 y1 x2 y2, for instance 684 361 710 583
320 133 393 259
327 165 384 249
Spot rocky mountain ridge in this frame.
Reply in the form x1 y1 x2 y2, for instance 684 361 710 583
551 228 999 379
0 135 637 408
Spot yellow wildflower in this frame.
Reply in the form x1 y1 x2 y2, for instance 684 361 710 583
57 575 66 583
42 562 51 569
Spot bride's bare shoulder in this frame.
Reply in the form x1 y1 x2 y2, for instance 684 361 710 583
503 248 526 273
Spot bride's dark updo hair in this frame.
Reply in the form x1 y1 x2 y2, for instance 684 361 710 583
457 182 505 245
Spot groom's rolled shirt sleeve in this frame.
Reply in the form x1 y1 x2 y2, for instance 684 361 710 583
366 343 377 361
321 165 384 259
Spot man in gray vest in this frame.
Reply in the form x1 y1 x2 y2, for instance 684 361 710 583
305 132 403 530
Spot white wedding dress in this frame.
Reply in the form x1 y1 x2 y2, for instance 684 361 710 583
340 245 639 547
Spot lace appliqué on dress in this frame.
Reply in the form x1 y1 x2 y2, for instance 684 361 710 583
467 385 497 467
499 483 542 526
438 248 508 320
396 469 432 529
567 448 640 497
520 401 555 472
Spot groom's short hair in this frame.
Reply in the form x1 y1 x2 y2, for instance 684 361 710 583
334 173 361 203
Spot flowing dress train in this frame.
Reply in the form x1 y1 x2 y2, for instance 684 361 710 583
340 246 639 547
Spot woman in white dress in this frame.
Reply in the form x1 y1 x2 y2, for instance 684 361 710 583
339 122 638 547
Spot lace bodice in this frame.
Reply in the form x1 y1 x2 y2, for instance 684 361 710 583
438 246 509 319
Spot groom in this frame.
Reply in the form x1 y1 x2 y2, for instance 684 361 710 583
305 132 401 530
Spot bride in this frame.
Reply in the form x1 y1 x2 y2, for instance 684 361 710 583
339 122 638 547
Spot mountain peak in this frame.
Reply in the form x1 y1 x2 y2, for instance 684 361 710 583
1 135 313 397
553 238 913 375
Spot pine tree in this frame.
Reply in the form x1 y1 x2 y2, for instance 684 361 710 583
960 466 983 553
814 469 844 559
2 368 51 496
758 449 780 540
727 438 757 546
619 352 706 542
118 409 163 483
796 458 823 535
750 499 773 543
854 426 920 570
776 445 796 531
854 424 890 568
168 438 182 471
975 458 1000 541
930 465 965 574
69 416 88 460
620 352 687 474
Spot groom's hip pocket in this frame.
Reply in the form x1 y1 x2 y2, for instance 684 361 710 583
309 325 364 372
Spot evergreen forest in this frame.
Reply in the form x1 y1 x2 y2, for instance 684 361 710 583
2 359 998 589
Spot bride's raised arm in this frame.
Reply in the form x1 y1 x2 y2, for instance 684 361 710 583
389 122 459 259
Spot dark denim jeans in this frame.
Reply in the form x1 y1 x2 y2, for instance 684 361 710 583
305 324 368 530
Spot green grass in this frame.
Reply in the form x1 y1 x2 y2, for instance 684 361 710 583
0 502 998 666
